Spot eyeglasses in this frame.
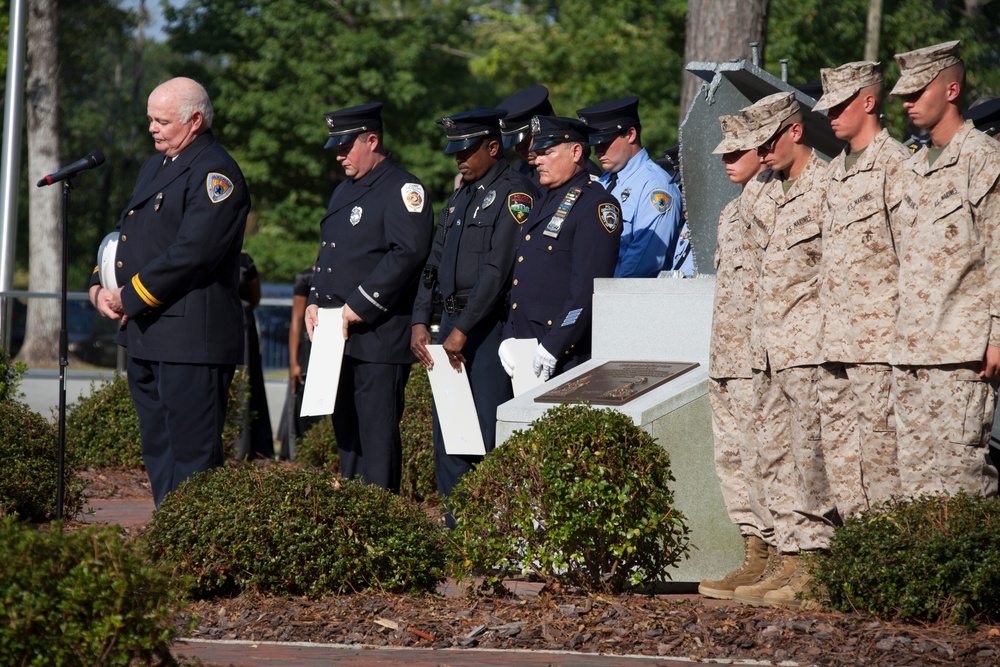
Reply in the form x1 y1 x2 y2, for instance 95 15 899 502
758 123 792 153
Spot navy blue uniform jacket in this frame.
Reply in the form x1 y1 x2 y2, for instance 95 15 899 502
309 156 433 364
412 158 538 334
93 131 250 365
503 170 622 372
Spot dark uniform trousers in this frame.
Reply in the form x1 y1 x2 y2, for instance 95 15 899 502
128 359 234 507
309 156 434 492
91 131 249 508
333 357 411 493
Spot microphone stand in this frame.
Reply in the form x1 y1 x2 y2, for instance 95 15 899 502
55 177 73 520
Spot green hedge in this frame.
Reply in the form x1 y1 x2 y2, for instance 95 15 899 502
814 493 1000 624
0 518 187 666
0 401 85 521
143 465 445 598
449 404 690 593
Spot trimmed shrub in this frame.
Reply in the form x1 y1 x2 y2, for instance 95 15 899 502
0 346 25 403
66 368 255 468
296 415 338 472
814 493 1000 624
0 518 187 665
400 366 436 501
143 465 445 598
295 364 437 502
0 401 85 521
66 373 142 468
449 404 690 593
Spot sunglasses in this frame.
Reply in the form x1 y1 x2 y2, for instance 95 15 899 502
758 123 792 153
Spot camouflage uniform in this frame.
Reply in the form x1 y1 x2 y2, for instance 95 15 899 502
710 190 771 542
817 128 908 516
749 150 835 554
890 119 1000 497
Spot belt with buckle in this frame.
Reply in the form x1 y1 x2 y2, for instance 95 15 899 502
438 291 470 315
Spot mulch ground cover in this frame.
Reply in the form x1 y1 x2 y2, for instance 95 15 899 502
77 468 1000 666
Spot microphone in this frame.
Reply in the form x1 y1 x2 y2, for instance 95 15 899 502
36 151 105 187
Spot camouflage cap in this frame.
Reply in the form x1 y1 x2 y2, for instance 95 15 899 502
890 40 962 96
711 114 754 154
813 61 883 111
741 92 801 148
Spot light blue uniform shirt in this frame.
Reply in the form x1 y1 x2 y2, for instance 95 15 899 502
599 148 691 277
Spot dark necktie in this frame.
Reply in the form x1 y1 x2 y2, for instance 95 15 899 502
608 170 618 191
438 184 473 298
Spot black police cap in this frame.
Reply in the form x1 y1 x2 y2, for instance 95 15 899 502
497 85 554 150
576 95 641 146
528 115 589 152
655 145 681 184
323 102 383 149
965 97 1000 137
436 108 504 155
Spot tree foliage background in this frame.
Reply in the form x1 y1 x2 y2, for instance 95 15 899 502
1 0 998 288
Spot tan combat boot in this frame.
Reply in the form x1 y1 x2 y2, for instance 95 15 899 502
762 552 820 609
698 535 771 600
733 551 797 606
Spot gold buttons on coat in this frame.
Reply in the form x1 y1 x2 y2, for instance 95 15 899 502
121 235 127 242
116 261 123 268
513 279 518 286
518 256 523 262
547 320 552 326
511 303 517 310
127 210 134 216
525 234 531 241
547 245 553 251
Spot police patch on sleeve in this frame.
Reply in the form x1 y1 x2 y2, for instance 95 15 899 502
650 189 673 214
401 183 425 213
598 202 621 233
507 192 533 224
206 173 234 203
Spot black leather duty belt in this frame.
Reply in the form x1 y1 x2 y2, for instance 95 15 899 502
436 291 470 315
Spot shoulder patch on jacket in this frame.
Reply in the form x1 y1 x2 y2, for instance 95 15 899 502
206 173 234 203
598 202 621 233
508 192 533 223
402 183 425 213
650 189 673 214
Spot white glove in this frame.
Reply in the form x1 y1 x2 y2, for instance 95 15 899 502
532 344 557 381
498 338 515 377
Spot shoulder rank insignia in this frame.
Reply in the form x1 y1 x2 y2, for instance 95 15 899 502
508 192 532 224
544 187 582 238
206 173 234 204
650 189 673 214
598 202 621 233
401 183 425 213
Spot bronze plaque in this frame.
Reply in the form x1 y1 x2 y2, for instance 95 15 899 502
534 361 700 406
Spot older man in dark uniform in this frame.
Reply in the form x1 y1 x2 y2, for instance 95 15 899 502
305 102 433 492
90 77 249 507
411 108 538 519
501 116 622 381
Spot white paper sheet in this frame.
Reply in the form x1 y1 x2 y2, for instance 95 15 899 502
500 337 545 397
300 307 345 417
426 345 486 456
